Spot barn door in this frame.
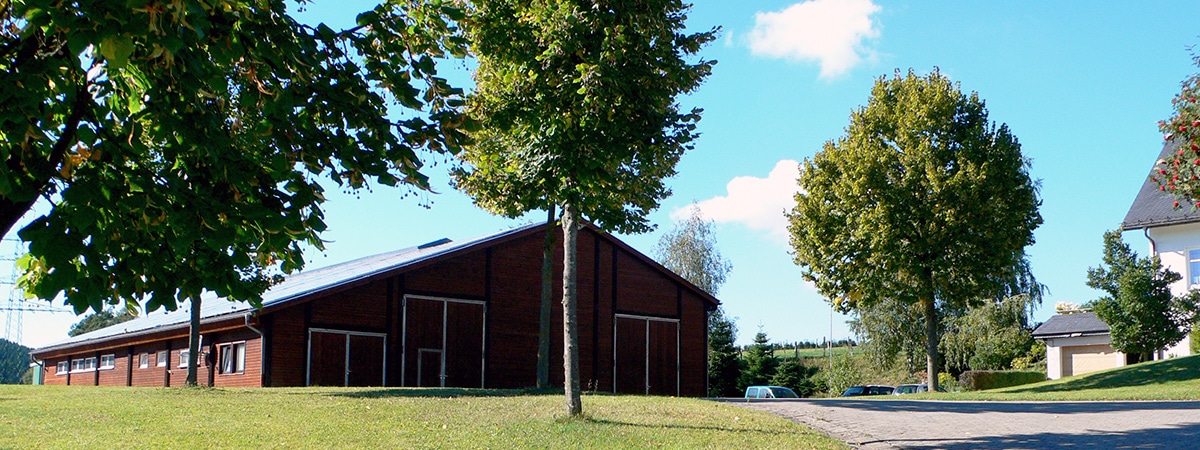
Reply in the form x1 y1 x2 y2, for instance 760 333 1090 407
613 314 679 396
402 295 486 388
306 329 387 387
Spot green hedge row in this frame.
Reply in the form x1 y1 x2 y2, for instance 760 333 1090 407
958 370 1046 391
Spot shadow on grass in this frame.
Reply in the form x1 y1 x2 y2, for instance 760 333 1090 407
582 417 797 436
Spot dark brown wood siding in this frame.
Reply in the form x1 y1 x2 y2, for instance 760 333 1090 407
264 307 306 387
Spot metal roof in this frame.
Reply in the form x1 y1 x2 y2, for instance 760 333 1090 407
1122 141 1200 230
33 221 721 356
1031 311 1110 339
33 223 543 354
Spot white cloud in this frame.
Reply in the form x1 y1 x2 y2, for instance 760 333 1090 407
673 160 801 243
748 0 881 79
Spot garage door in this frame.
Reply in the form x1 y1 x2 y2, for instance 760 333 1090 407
613 314 678 396
1063 344 1118 377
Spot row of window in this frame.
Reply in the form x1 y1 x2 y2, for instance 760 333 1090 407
55 342 247 376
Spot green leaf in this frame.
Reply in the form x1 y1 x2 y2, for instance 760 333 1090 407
99 35 135 69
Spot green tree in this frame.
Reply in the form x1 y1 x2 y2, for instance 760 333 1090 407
3 1 471 386
706 308 741 397
788 69 1042 391
1086 229 1200 361
940 294 1038 373
652 207 737 396
737 330 778 391
68 308 137 337
455 0 716 416
770 359 822 398
0 338 31 384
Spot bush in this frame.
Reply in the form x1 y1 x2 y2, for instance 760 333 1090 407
937 372 960 392
958 370 1046 391
1190 323 1200 355
824 353 863 397
771 359 824 397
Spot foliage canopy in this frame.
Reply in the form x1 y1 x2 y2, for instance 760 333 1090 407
788 69 1042 390
2 0 470 315
1086 229 1199 359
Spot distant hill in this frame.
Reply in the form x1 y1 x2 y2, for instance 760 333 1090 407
0 338 30 384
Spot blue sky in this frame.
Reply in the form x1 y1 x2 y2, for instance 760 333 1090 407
9 1 1200 348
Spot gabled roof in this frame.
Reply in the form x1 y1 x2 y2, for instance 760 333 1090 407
1031 311 1110 339
33 222 719 356
1122 141 1200 230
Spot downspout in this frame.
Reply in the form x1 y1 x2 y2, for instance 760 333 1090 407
1144 227 1157 256
245 312 266 386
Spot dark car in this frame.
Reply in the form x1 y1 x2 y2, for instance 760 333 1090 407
840 385 894 396
893 383 947 395
745 385 800 399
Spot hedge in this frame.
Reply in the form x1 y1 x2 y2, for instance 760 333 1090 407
958 370 1046 391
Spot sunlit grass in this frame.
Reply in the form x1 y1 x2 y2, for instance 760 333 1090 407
909 355 1200 401
0 385 845 449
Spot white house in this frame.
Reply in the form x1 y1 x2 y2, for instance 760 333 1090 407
1035 142 1197 379
1032 310 1124 379
1120 141 1199 359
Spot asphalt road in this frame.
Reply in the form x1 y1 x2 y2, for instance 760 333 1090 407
727 398 1200 449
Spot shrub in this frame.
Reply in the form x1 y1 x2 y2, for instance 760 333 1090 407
937 372 960 392
824 352 863 397
958 370 1046 391
771 359 824 397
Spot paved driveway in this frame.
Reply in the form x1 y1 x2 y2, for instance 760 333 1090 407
727 398 1200 449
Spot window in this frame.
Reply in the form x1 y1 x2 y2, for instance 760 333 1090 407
72 357 97 373
99 354 115 370
1190 249 1200 285
156 350 167 367
56 361 68 375
219 342 246 374
178 350 190 368
139 353 149 369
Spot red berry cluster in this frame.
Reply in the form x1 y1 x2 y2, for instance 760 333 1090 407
1152 76 1200 209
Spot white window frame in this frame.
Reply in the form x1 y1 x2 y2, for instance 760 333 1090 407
139 353 149 369
99 354 115 370
218 341 247 375
56 361 68 375
156 350 167 367
178 350 190 368
72 357 97 373
1188 247 1200 287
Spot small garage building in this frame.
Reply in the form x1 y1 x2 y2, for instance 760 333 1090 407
31 223 719 396
1032 311 1124 379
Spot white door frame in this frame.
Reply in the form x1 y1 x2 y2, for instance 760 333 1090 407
401 295 487 388
305 328 388 387
613 313 680 396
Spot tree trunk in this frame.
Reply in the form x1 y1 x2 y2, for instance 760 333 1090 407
187 295 201 386
537 205 556 389
923 296 939 392
561 203 582 416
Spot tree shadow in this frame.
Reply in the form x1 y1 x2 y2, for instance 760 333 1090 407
582 417 796 437
724 398 1200 415
867 421 1200 449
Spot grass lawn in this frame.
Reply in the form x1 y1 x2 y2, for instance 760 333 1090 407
769 346 853 360
0 386 845 449
913 355 1200 401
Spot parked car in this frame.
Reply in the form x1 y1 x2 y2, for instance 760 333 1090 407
893 383 946 395
840 385 894 396
744 385 800 399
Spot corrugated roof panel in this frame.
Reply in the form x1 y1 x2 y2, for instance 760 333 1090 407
35 223 541 353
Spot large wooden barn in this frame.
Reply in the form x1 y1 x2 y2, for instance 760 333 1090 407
31 223 719 396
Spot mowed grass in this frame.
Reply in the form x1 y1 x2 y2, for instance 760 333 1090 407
0 386 845 449
913 355 1200 401
769 346 853 359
